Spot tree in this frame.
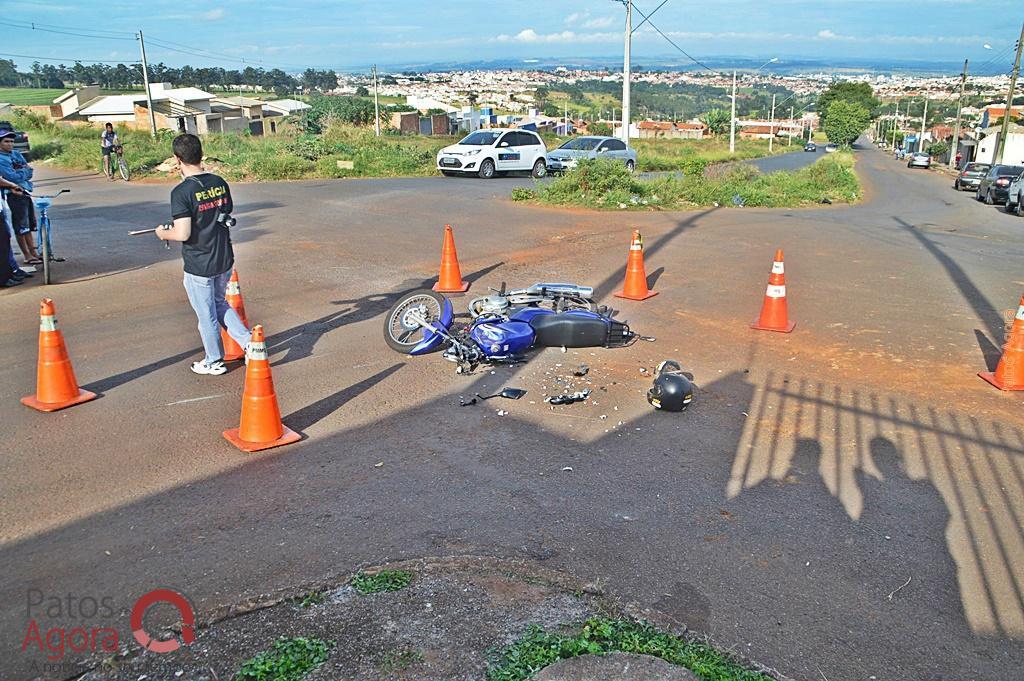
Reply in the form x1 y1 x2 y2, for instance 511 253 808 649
355 85 369 97
589 121 612 136
701 108 730 135
926 140 949 158
822 100 871 147
817 82 879 125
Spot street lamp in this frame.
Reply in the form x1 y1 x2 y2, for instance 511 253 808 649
731 57 779 153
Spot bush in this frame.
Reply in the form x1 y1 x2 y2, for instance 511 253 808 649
243 154 314 180
511 187 537 201
525 152 859 210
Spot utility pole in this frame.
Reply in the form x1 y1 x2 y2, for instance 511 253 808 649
768 94 776 152
920 98 928 153
621 0 632 143
372 65 381 137
729 70 737 153
892 100 900 152
949 59 968 169
789 106 794 145
137 30 157 138
995 21 1024 164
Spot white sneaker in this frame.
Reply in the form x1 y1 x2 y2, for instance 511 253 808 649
191 360 227 376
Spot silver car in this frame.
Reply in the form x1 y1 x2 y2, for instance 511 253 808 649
1005 171 1024 216
907 152 931 169
547 136 637 173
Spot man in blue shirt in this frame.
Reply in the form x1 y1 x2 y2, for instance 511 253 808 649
0 130 41 265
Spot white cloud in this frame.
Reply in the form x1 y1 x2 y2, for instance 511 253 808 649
817 29 840 40
494 28 619 44
582 16 616 29
565 11 587 25
201 8 225 20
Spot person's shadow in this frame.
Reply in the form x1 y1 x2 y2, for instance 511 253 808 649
855 437 962 627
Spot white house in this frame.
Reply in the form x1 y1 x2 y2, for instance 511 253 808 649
262 99 311 116
76 83 233 134
975 126 1024 165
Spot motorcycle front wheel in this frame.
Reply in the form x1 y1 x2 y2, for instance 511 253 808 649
384 289 448 354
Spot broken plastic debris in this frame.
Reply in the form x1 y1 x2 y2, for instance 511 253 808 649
574 365 590 377
562 466 573 472
496 409 508 416
374 461 384 468
547 389 590 405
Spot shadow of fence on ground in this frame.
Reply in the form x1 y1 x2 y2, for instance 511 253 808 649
727 370 1024 638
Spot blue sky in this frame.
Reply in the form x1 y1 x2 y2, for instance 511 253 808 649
2 0 1021 73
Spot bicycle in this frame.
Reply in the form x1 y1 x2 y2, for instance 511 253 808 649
31 189 70 285
103 144 130 182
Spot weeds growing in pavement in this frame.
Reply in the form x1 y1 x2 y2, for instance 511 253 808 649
350 569 413 594
486 618 773 681
527 153 858 210
379 647 425 671
235 636 333 681
292 590 325 608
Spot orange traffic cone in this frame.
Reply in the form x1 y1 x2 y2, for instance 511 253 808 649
21 298 97 412
223 325 302 452
432 224 470 293
613 230 658 301
221 269 250 362
750 249 796 333
979 295 1024 390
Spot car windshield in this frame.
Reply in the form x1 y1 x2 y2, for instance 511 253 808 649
559 138 602 151
459 131 502 146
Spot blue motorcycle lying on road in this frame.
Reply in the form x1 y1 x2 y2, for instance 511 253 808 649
384 282 636 373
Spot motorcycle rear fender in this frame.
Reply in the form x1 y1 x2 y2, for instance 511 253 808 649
409 297 454 355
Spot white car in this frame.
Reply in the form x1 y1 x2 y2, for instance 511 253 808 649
437 129 548 179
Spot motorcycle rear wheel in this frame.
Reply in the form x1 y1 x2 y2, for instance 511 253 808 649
384 289 448 354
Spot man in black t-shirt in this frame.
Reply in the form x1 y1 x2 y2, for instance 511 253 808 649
155 134 251 375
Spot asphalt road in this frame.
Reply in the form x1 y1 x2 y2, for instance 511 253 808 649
2 145 1023 680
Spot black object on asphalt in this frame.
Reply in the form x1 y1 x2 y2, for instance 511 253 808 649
647 360 694 412
478 388 527 401
548 389 590 405
573 365 590 377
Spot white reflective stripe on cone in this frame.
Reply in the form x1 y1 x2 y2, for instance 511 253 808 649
247 342 268 361
771 261 785 274
1016 305 1024 321
40 315 57 332
765 285 786 298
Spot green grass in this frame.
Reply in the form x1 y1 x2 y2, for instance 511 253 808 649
350 569 413 594
235 637 333 681
379 647 425 671
631 137 792 173
0 87 144 106
523 152 859 210
292 590 325 608
486 618 772 681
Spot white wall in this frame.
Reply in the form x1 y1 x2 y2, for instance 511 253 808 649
977 133 1024 165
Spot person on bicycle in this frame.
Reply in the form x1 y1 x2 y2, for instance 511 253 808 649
101 123 119 180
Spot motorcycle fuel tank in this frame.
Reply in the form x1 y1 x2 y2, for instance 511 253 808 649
470 320 535 357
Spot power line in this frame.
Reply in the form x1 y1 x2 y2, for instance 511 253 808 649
629 3 716 72
0 20 136 41
0 51 139 64
0 18 135 37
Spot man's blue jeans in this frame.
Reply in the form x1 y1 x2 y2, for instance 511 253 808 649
183 270 251 364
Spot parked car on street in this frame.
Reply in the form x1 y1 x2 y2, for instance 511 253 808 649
437 129 548 179
975 164 1024 205
0 120 30 159
1005 172 1024 216
804 142 817 152
824 143 838 153
953 162 991 191
907 152 931 169
546 136 637 173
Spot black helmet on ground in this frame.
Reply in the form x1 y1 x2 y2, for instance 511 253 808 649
647 360 693 412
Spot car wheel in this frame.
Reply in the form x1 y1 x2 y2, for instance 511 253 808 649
975 189 983 201
625 160 635 173
478 159 495 179
954 180 960 190
985 190 994 205
1017 198 1024 217
1006 197 1016 213
531 159 546 179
